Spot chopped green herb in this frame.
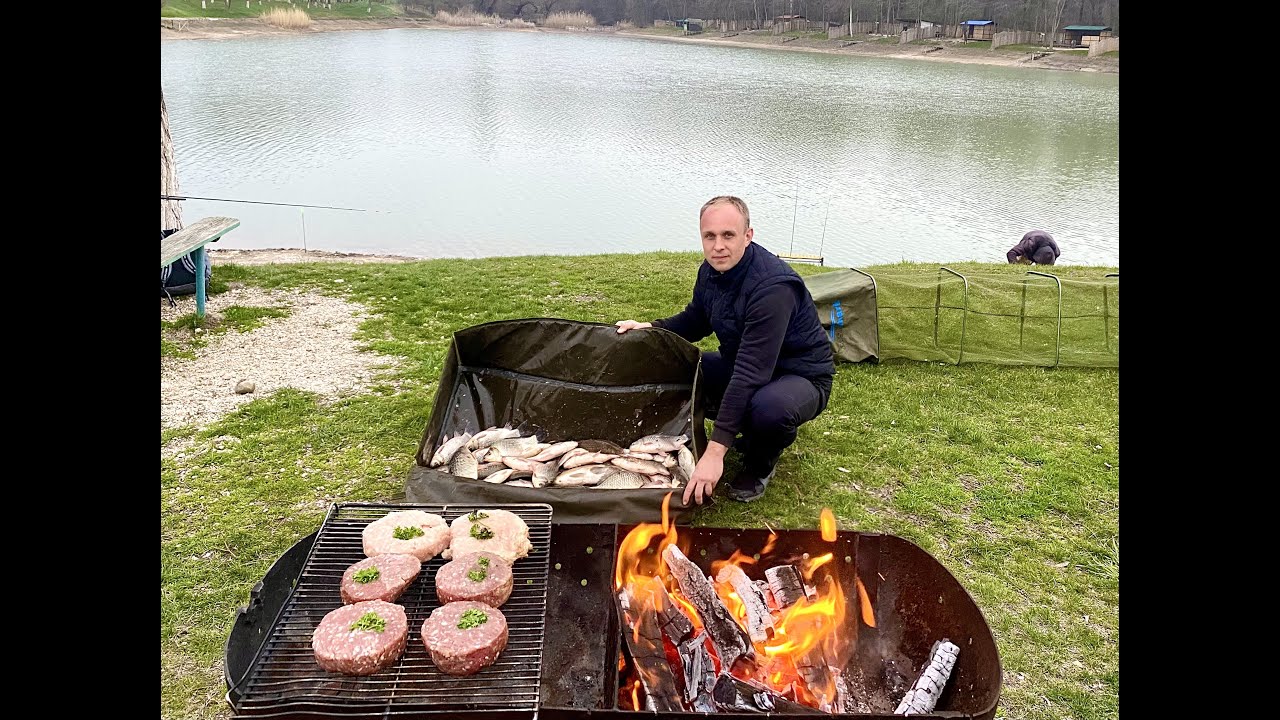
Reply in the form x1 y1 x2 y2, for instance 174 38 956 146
457 608 489 630
467 510 489 522
470 524 494 540
478 556 491 567
393 526 425 540
353 567 381 584
467 568 488 582
350 612 386 633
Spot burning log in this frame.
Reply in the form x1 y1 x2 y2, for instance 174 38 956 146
764 564 837 712
616 582 685 712
677 635 717 713
663 545 756 672
715 564 775 643
894 640 960 715
765 564 807 609
712 674 811 714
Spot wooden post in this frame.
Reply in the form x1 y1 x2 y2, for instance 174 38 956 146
161 87 183 233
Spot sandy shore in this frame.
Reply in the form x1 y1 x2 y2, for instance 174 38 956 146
162 17 1116 74
209 247 420 265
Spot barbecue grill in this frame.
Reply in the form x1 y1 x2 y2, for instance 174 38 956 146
227 503 553 718
227 518 1000 719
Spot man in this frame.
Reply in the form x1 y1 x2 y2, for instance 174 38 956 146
615 196 835 505
1007 230 1060 266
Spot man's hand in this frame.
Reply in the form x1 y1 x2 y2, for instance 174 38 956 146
683 442 727 505
615 320 653 334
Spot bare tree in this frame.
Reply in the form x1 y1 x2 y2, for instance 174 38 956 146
1046 0 1066 47
161 87 183 232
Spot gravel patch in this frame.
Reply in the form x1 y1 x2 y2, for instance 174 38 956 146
161 286 398 430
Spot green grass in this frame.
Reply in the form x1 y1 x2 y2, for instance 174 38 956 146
996 42 1056 52
161 254 1118 720
161 0 404 19
1100 50 1118 57
161 290 291 359
627 25 692 36
1059 49 1088 55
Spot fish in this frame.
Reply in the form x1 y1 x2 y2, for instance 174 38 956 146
577 439 627 454
553 464 616 487
503 456 540 473
430 432 473 467
531 461 558 488
628 433 690 454
593 470 648 489
483 436 543 462
530 441 578 463
476 462 508 479
469 426 522 450
484 468 515 484
557 448 590 468
447 448 479 479
506 479 534 487
562 452 619 469
677 445 696 479
611 456 670 476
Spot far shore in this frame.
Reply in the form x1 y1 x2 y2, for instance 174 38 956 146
162 17 1118 74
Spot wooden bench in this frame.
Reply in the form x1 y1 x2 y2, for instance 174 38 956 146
161 216 240 320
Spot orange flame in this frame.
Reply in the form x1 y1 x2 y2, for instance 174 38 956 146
803 552 834 581
763 575 846 659
614 492 850 713
819 508 837 542
855 575 876 628
761 531 779 557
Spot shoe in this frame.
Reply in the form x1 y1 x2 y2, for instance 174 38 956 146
724 461 778 503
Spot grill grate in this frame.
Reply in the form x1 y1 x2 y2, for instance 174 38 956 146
232 502 553 718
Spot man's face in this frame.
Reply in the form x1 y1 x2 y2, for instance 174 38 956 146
700 204 754 273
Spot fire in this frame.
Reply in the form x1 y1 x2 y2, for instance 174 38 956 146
763 575 846 658
819 508 837 542
614 492 850 712
803 552 834 581
855 575 876 628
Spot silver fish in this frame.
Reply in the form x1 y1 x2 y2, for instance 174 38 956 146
577 439 627 455
469 426 521 450
554 464 615 487
628 433 690 454
562 452 619 469
624 451 660 462
611 456 670 476
643 478 673 488
472 448 490 462
503 456 540 473
660 454 677 468
476 462 508 479
484 468 515 484
594 470 648 489
558 448 590 468
531 461 558 488
483 436 542 462
430 432 473 467
506 479 534 487
448 448 479 479
668 462 689 488
677 445 696 479
531 441 578 463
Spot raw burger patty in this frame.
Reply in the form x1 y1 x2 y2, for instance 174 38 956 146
434 551 513 607
420 601 509 676
312 600 408 676
340 554 422 604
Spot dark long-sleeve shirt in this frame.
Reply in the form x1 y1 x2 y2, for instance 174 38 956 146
1007 230 1060 264
653 244 832 449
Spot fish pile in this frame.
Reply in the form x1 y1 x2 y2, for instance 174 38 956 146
428 427 696 490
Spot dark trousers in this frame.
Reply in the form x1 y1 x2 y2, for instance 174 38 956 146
700 352 830 468
1032 247 1057 265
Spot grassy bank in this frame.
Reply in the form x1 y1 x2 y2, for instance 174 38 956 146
161 254 1118 719
161 0 404 19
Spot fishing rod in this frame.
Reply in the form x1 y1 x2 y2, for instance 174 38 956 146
161 194 380 213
